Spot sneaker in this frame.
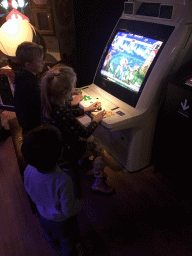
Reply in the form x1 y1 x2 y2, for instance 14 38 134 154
93 156 106 178
91 179 114 194
93 156 104 170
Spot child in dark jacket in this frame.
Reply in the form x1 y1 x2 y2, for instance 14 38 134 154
41 64 114 194
14 41 45 136
21 124 81 256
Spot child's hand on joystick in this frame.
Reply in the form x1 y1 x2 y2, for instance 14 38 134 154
96 102 102 110
92 110 105 123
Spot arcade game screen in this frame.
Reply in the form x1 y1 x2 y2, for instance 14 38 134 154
100 31 163 93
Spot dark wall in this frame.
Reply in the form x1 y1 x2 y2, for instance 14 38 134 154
73 0 125 87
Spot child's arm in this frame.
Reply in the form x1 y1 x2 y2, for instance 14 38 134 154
70 102 100 117
59 176 81 218
14 77 41 107
71 94 83 106
60 108 98 138
73 88 82 95
84 102 100 112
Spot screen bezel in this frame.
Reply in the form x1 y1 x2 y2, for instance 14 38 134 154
100 31 164 94
94 19 175 107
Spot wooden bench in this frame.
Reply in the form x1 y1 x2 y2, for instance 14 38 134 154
8 117 28 178
8 117 39 213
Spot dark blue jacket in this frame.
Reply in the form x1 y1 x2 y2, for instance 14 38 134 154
14 69 41 134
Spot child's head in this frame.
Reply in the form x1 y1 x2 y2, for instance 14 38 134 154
21 124 63 173
16 41 44 73
41 64 77 118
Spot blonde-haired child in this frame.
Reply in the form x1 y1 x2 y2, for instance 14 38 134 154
41 64 114 194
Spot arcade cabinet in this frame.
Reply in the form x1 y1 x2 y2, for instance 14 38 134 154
79 0 192 172
154 59 192 189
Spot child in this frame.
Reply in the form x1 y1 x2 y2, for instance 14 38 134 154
21 124 81 256
41 64 114 194
14 41 45 136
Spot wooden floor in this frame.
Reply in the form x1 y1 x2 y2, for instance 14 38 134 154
0 136 192 256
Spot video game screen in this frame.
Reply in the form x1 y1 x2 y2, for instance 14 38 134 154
100 31 163 93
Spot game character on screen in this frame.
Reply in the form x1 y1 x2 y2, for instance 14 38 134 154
14 41 45 136
21 124 81 256
115 57 129 80
41 64 114 194
125 64 140 83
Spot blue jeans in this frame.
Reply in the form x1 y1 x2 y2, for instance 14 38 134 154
37 213 79 256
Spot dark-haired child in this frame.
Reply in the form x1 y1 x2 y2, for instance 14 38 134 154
21 124 81 256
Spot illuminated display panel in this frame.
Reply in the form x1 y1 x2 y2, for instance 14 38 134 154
94 20 175 107
100 31 163 93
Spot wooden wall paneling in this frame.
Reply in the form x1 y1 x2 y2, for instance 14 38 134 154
30 0 52 9
31 7 54 35
51 0 76 65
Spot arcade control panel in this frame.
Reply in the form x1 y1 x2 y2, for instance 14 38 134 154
82 91 118 118
78 84 143 130
80 86 124 117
